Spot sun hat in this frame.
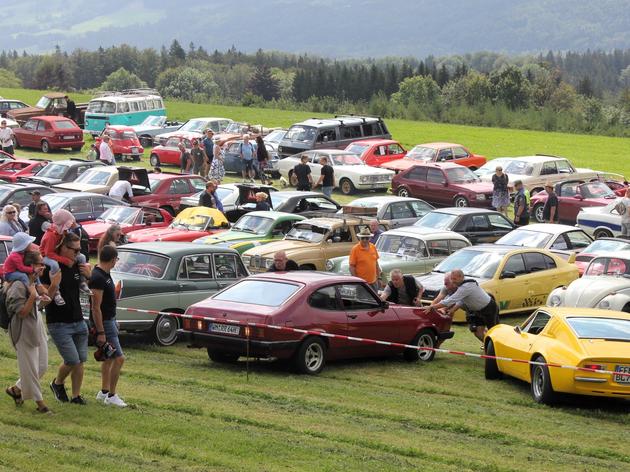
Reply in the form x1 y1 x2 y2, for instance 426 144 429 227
52 209 75 233
12 232 35 253
357 227 373 239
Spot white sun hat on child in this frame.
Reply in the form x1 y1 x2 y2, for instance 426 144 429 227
12 232 36 253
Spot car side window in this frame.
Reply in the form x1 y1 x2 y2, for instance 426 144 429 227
523 252 548 273
308 286 339 310
272 220 295 236
388 144 404 155
522 311 551 335
179 255 212 280
409 200 432 217
540 161 557 175
556 160 573 174
542 254 557 270
169 179 190 194
338 283 381 310
437 148 454 161
316 129 337 143
406 167 428 181
340 126 361 139
467 215 490 231
67 198 92 214
452 147 469 159
24 120 37 131
427 240 450 257
449 239 469 253
488 214 513 230
426 168 444 184
0 241 8 263
390 202 414 219
37 121 47 131
214 253 247 279
374 145 387 156
190 178 206 192
550 235 569 251
566 231 592 249
502 254 527 276
10 190 31 207
305 197 338 212
330 227 352 243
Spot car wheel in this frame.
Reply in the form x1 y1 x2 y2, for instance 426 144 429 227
71 146 82 152
396 186 410 197
484 339 502 380
404 328 436 362
594 228 613 239
152 313 179 346
207 349 240 363
41 140 50 153
160 205 175 216
532 203 545 223
453 196 469 207
294 336 326 375
140 136 153 148
531 355 556 404
339 178 355 195
149 153 160 167
289 171 298 187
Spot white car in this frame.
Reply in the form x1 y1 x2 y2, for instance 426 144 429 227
129 115 185 147
278 149 394 195
154 117 233 145
548 252 630 312
577 199 624 239
495 223 593 258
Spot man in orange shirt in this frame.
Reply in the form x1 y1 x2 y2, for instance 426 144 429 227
349 226 381 291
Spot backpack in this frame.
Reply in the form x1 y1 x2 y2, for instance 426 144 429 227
0 285 11 330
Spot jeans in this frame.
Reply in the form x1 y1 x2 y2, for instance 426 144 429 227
5 271 30 285
44 253 87 274
322 186 333 198
103 318 124 358
47 320 89 366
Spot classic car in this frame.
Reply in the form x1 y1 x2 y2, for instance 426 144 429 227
0 234 13 277
0 98 29 118
148 132 200 167
182 271 454 373
576 200 625 239
339 196 434 228
529 180 618 224
327 226 471 286
344 139 407 167
108 243 249 345
127 207 229 243
0 159 48 183
154 117 233 145
382 142 486 173
0 183 55 211
477 155 604 196
13 115 84 153
131 172 207 215
0 150 16 165
392 162 494 208
484 307 630 403
212 122 269 146
18 158 104 186
263 129 287 153
19 192 125 224
414 208 515 244
82 205 173 252
574 238 630 275
269 191 341 218
278 149 394 195
95 126 144 161
53 166 150 195
221 139 279 178
417 245 579 322
473 158 516 179
547 252 630 311
495 223 593 258
194 211 305 253
129 115 185 148
242 216 387 272
7 92 85 126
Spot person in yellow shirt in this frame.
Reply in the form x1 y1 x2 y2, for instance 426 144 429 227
349 227 381 291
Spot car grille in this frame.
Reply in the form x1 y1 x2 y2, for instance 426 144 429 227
367 175 390 183
423 289 439 301
279 146 304 156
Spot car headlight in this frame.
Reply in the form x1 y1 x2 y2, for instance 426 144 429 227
360 176 369 183
242 255 251 266
264 258 274 268
599 300 610 309
549 295 562 307
476 194 486 200
325 260 334 271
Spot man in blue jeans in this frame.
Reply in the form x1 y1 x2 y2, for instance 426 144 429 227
90 245 127 407
240 134 257 183
44 233 92 405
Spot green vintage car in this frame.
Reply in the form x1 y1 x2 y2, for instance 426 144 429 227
105 242 249 346
326 226 471 286
192 211 305 253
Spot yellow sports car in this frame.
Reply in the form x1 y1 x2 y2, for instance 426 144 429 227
417 245 579 322
484 307 630 403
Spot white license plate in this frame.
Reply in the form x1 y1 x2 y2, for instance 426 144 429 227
63 135 74 140
209 323 240 335
613 365 630 384
131 147 138 153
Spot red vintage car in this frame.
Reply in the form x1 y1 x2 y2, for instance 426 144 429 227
0 159 49 183
392 162 494 208
148 132 199 167
127 207 229 243
182 271 454 374
95 126 144 161
82 205 173 253
382 142 486 173
344 139 406 167
13 115 84 153
530 180 618 224
573 238 630 275
131 172 207 215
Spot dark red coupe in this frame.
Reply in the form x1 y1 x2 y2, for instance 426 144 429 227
0 159 49 182
131 172 207 216
182 272 454 374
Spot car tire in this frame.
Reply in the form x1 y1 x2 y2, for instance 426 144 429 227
530 355 556 404
41 140 50 153
339 178 355 195
289 171 298 187
152 313 179 346
532 203 545 223
593 228 613 239
140 136 153 148
484 339 502 380
71 146 82 152
160 205 175 216
453 196 469 207
149 153 160 167
294 336 326 375
396 186 410 197
207 349 240 363
404 328 436 362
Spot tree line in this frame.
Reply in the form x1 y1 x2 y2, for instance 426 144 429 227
0 41 629 136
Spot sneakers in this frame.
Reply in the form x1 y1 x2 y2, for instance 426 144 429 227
49 381 69 403
104 394 127 408
96 390 108 402
70 395 87 405
79 282 93 296
53 291 66 306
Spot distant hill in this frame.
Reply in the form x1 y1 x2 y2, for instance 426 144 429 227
2 0 630 57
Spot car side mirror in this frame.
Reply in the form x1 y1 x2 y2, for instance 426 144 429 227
514 325 522 334
380 301 389 311
501 271 516 279
332 236 341 243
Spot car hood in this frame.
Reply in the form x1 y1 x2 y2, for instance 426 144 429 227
19 176 61 185
244 239 315 257
331 252 424 273
197 230 259 244
558 276 630 307
8 106 42 119
579 205 611 215
53 183 108 194
381 158 418 171
84 221 134 238
335 165 393 175
415 271 487 291
128 226 224 242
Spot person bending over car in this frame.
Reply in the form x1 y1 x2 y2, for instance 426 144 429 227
267 251 298 272
380 269 423 306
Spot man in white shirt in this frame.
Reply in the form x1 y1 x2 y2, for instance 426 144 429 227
108 180 133 202
0 120 15 155
99 135 115 165
619 187 630 237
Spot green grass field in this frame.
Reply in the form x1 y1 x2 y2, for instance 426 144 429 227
0 87 628 471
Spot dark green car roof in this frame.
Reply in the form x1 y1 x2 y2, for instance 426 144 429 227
118 242 240 257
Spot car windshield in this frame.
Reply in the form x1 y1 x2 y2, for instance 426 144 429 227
285 125 316 143
108 130 136 140
445 167 479 183
149 178 161 192
270 193 290 209
0 188 10 200
98 207 138 225
285 223 328 243
345 143 369 157
141 116 165 127
74 169 112 185
224 122 246 133
41 194 71 211
496 229 551 248
584 239 630 254
414 212 456 230
567 317 630 341
53 120 75 129
434 249 503 279
34 163 67 179
585 257 630 277
172 213 216 231
86 100 116 114
264 130 286 143
179 119 210 133
376 234 427 259
35 96 52 109
407 146 437 161
113 251 170 279
330 153 363 166
475 159 510 176
347 198 383 210
503 160 534 176
580 182 615 199
214 280 300 306
232 215 274 235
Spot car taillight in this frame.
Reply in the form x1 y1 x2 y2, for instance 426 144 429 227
114 280 123 299
583 363 606 371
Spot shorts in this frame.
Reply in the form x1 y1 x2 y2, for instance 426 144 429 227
242 159 255 172
466 298 499 331
48 320 89 365
103 318 124 358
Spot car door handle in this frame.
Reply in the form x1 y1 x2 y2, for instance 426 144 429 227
347 314 358 319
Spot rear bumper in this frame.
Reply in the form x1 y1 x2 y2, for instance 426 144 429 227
183 330 300 358
50 139 84 149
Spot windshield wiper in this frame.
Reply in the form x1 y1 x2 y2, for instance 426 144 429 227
237 228 256 233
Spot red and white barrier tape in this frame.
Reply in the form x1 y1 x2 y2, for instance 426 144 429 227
101 305 630 379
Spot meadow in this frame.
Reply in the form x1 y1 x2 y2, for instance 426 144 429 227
0 87 628 471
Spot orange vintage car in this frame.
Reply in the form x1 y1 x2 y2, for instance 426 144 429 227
382 142 486 173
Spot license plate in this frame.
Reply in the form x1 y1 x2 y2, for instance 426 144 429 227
613 365 630 384
131 147 138 153
209 323 240 335
63 135 74 140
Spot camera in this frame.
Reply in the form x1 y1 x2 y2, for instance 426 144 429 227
94 341 116 362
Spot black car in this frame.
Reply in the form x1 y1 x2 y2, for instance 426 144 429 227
19 192 126 224
269 191 341 218
18 158 105 186
0 182 56 211
414 207 515 245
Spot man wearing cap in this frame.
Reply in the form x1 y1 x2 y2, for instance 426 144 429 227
0 119 15 155
28 190 42 219
542 181 559 223
349 227 381 291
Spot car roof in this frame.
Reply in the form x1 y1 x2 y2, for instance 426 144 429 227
590 250 630 259
494 155 566 163
45 159 103 167
250 270 365 285
411 142 465 149
384 225 469 241
349 196 421 204
544 306 630 321
104 125 135 131
243 211 304 219
293 116 383 127
29 115 77 123
0 182 51 190
43 191 107 199
347 139 399 146
432 207 499 216
148 172 201 181
514 223 585 234
407 162 467 170
272 191 325 199
118 242 239 256
463 244 549 255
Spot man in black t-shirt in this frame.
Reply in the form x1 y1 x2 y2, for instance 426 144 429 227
90 245 127 407
314 156 335 198
267 250 299 272
293 154 313 191
542 182 559 223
